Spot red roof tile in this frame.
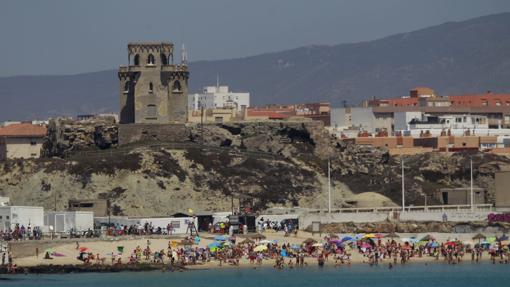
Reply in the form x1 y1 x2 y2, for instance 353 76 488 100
0 123 47 137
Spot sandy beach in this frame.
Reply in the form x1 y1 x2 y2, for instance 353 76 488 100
7 230 497 269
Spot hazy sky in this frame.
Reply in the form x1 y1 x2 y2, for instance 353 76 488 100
1 0 510 76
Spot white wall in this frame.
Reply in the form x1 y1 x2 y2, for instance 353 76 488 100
44 211 94 232
0 206 44 231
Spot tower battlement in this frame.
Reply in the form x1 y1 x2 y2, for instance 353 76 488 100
119 41 189 124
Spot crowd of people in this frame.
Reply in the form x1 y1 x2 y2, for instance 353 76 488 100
0 224 43 241
67 232 510 270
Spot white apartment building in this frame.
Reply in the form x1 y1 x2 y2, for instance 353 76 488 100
189 85 250 112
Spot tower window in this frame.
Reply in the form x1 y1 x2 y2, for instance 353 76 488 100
147 54 155 65
149 82 154 93
124 81 130 93
173 80 181 92
161 54 168 65
134 54 140 66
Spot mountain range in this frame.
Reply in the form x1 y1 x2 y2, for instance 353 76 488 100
1 13 510 121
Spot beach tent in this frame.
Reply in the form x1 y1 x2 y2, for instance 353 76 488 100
254 245 268 252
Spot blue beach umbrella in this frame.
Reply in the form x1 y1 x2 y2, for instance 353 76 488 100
342 236 353 242
214 235 227 241
354 234 364 241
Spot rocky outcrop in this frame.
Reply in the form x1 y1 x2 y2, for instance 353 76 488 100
43 118 118 158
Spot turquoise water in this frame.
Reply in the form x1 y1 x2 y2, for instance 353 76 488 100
1 263 509 287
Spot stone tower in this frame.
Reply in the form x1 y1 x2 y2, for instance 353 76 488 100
118 42 189 124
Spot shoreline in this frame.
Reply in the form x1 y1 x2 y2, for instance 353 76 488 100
0 255 496 275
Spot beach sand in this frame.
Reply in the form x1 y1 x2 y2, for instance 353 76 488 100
10 230 491 268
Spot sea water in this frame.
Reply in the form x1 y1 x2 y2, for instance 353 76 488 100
1 263 509 287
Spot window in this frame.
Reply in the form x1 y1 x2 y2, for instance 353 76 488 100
30 140 37 146
124 81 130 93
173 80 181 92
456 118 462 123
134 54 140 66
496 100 501 106
146 104 157 119
6 216 9 220
482 99 488 106
30 153 37 157
149 82 153 93
161 54 168 65
147 54 155 65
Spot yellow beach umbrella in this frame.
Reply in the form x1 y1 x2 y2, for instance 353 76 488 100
254 245 268 252
364 234 375 238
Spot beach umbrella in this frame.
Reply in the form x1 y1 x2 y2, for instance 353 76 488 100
472 233 486 241
79 247 89 253
239 238 255 245
498 234 509 241
251 233 266 240
222 241 233 247
44 248 54 254
341 236 353 242
329 239 342 244
208 242 221 248
428 242 439 248
52 252 65 257
444 241 456 247
487 237 497 243
303 238 318 245
254 245 268 252
354 234 365 241
364 234 375 239
312 243 323 247
385 232 399 238
259 239 274 244
214 235 227 241
420 234 435 242
361 242 372 249
408 238 419 244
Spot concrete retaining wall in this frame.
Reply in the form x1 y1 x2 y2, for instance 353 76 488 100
118 124 189 145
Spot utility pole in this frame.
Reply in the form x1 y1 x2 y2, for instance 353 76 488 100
328 159 331 214
470 157 474 211
401 157 405 212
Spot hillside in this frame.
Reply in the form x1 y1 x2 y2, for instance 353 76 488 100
0 120 509 216
1 13 510 120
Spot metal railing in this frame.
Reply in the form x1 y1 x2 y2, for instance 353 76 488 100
306 204 493 214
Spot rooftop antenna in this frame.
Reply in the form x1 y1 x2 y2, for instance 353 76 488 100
181 44 188 65
216 73 220 89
